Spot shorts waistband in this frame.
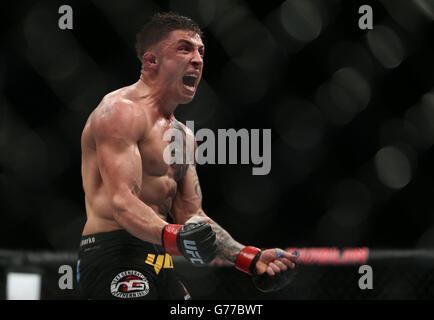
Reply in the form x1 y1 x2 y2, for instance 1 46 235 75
80 229 164 253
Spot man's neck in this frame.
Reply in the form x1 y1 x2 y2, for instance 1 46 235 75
137 74 178 119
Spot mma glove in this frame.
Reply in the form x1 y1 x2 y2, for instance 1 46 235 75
162 223 217 265
235 246 299 293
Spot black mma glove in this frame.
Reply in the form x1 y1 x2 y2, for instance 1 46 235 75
235 246 299 293
162 223 217 265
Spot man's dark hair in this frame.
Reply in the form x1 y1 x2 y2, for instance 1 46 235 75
135 12 203 62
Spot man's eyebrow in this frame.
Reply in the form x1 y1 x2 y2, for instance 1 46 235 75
177 39 205 50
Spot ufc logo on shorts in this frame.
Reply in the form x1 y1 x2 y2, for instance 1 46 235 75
183 240 205 265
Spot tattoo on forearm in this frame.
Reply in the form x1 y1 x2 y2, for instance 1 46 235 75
192 213 243 263
210 220 244 263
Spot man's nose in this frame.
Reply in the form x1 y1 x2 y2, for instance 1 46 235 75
191 51 203 69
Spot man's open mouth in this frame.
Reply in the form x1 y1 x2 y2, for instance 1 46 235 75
182 73 198 92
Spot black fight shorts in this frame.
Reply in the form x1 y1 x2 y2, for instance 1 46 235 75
77 230 191 300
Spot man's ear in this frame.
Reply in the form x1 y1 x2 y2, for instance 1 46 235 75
142 51 157 69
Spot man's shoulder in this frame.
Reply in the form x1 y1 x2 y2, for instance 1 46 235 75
99 88 135 112
95 86 148 119
91 89 149 138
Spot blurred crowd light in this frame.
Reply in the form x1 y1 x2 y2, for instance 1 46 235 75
280 0 323 43
366 25 406 69
374 145 413 190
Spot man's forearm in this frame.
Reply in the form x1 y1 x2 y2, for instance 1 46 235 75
209 219 245 263
112 192 168 245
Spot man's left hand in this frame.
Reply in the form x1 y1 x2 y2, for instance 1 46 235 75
254 248 298 276
251 248 299 293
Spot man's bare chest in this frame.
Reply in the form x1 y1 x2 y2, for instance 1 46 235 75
139 121 189 182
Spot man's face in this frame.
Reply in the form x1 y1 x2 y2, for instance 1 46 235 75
155 30 204 104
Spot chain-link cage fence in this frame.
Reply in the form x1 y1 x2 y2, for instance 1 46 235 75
1 248 433 300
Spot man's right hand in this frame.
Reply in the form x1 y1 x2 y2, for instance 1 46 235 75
162 223 217 265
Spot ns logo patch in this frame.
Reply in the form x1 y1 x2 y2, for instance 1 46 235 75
110 270 150 298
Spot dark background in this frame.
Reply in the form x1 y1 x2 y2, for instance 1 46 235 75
0 0 433 252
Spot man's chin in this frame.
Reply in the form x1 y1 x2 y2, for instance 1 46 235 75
179 95 195 104
179 88 196 103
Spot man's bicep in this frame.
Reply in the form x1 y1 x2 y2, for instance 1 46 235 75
96 135 143 198
91 100 145 198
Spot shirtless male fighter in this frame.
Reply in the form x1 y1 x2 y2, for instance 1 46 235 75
77 12 298 299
